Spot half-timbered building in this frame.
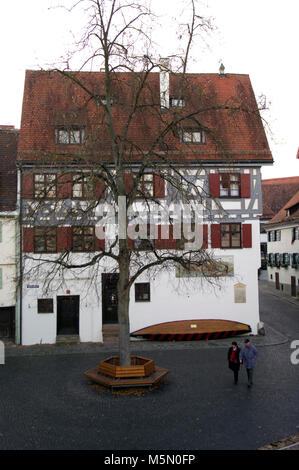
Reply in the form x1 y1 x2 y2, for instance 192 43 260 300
18 69 272 345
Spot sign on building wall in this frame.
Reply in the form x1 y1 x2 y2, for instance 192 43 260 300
175 256 234 278
234 282 247 303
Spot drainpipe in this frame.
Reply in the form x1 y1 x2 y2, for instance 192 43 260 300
15 166 22 345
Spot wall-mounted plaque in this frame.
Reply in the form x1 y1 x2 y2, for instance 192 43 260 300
234 283 246 303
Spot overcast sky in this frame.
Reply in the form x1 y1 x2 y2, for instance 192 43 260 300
0 0 298 180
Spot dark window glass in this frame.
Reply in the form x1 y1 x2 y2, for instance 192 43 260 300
133 224 155 251
38 299 53 313
34 227 57 253
220 223 241 249
72 226 94 252
135 283 151 302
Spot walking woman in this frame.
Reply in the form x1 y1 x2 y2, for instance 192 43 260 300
227 341 241 384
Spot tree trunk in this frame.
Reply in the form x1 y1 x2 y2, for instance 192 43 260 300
117 239 131 366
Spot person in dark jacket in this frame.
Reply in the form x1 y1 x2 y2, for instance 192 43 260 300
227 341 241 384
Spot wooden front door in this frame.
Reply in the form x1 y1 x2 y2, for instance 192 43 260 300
275 272 280 290
291 276 296 297
102 273 119 324
57 296 79 335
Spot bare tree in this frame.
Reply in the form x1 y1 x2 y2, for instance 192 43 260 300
21 0 268 365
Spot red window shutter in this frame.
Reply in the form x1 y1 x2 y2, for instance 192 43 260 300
22 174 34 199
209 174 220 198
124 173 133 195
94 226 105 251
57 227 72 252
202 224 208 249
23 227 34 252
128 237 134 249
242 224 252 248
94 176 105 200
57 174 73 199
211 224 221 248
240 174 251 198
154 174 166 198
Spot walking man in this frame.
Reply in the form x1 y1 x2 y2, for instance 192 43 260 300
240 339 258 388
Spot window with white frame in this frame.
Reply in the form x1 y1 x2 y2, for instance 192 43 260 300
275 230 281 241
180 128 205 144
72 174 94 198
170 97 185 107
55 127 85 145
137 174 154 197
34 174 57 199
219 174 240 197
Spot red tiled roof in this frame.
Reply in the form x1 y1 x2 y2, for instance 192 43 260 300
18 70 272 164
262 178 299 219
0 127 18 211
267 190 299 225
262 176 299 185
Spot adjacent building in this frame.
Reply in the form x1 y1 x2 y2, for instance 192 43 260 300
265 190 299 297
0 125 19 342
17 69 272 345
260 177 299 268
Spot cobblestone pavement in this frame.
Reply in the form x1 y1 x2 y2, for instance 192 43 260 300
0 283 298 450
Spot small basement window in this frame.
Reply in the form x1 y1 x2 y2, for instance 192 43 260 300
38 299 54 313
135 283 151 302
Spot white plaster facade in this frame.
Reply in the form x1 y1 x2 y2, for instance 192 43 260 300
21 219 261 345
266 223 299 295
0 217 17 308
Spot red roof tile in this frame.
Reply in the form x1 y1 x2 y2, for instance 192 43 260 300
262 178 299 219
18 70 272 164
267 190 299 225
0 127 18 211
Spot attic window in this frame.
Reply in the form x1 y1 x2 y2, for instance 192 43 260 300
180 128 205 144
170 97 185 107
98 95 113 106
55 127 85 145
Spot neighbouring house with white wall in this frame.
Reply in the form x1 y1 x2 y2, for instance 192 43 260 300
265 190 299 297
260 177 299 269
18 68 272 345
0 126 19 342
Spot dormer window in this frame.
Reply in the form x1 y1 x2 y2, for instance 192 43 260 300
180 128 205 144
55 127 85 145
170 97 185 107
98 95 114 106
